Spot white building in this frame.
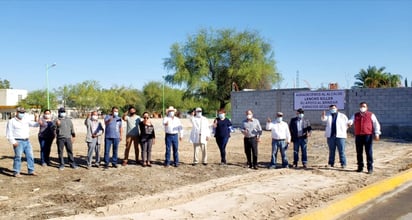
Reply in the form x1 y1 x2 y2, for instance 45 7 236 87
0 89 28 120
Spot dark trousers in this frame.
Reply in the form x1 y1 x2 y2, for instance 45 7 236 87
216 136 229 163
244 137 258 167
165 134 179 166
38 137 54 165
355 135 373 171
57 137 76 167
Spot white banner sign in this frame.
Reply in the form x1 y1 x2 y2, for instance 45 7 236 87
294 90 345 110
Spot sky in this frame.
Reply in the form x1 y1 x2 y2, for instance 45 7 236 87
1 0 411 92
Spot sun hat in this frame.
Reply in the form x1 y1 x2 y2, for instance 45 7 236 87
166 106 177 113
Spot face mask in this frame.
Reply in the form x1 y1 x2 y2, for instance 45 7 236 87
276 117 283 122
360 107 367 113
298 113 304 118
169 111 175 117
17 113 25 119
113 112 119 117
196 112 202 117
330 109 337 114
246 114 253 119
44 114 51 119
59 112 66 117
92 115 98 120
218 113 225 119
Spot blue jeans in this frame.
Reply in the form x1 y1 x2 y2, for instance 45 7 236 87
13 140 35 175
270 139 288 168
104 138 120 166
293 138 308 165
165 134 179 166
38 136 54 165
216 136 229 163
355 135 373 171
327 136 346 166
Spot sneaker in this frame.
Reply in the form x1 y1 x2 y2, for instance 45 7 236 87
71 165 79 170
253 166 258 170
202 163 208 166
14 173 21 178
303 164 308 169
29 172 38 176
58 166 65 171
341 165 346 169
112 164 119 168
41 163 47 167
268 165 276 169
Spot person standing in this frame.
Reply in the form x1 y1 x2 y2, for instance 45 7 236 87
240 109 262 170
139 112 156 167
348 102 381 174
163 106 183 167
104 106 123 169
266 112 291 169
213 109 233 165
37 109 56 166
289 108 312 169
85 111 104 168
189 107 211 166
321 105 349 168
6 107 39 177
55 107 78 170
121 106 140 166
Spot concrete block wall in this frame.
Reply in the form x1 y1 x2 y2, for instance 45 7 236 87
231 87 412 139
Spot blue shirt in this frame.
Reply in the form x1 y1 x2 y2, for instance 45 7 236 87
104 115 122 139
214 118 232 138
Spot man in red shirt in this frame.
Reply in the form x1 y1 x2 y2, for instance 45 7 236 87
348 102 381 174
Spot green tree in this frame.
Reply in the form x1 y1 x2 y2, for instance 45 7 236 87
0 78 11 89
164 28 280 109
18 89 57 111
67 80 101 116
354 66 402 88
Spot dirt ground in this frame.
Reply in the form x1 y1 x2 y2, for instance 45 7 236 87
0 118 411 220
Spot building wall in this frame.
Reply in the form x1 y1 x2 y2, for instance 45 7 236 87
231 87 412 139
0 89 28 120
0 89 28 106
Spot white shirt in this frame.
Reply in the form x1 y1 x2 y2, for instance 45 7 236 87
6 116 39 145
321 112 349 138
163 116 184 137
266 120 291 142
189 115 211 144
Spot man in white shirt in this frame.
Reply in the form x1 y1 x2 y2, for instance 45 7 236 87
163 106 184 167
266 112 291 169
189 107 211 166
321 105 349 168
6 107 39 177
